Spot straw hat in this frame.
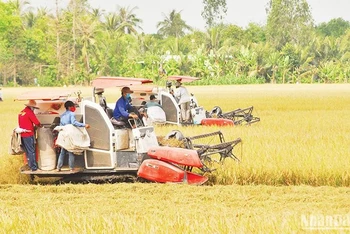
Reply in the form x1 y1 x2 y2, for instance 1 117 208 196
24 100 39 109
94 87 104 94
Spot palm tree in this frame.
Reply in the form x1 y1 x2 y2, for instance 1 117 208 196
205 26 223 54
23 7 49 29
67 0 90 74
116 6 143 35
37 7 49 17
7 0 30 86
23 11 36 28
103 13 120 32
157 10 192 38
90 7 104 20
76 15 100 75
8 0 30 17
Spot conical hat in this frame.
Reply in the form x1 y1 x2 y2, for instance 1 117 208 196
24 100 39 109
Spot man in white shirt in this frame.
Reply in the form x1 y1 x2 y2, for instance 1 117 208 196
173 81 191 123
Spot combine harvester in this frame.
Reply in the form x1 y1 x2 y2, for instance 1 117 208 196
16 77 241 184
126 75 260 127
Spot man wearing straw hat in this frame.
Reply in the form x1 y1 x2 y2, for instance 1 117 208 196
173 81 191 123
18 100 42 171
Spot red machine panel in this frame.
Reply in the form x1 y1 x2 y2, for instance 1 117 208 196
137 159 207 185
147 146 202 168
201 118 234 126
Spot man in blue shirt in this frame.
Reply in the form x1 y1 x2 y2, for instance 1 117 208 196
56 101 90 171
113 87 138 127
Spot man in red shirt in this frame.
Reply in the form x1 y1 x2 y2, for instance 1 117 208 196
18 100 42 171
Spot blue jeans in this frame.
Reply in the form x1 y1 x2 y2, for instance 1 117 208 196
57 148 75 170
21 136 38 171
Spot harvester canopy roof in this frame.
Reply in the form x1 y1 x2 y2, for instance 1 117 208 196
16 90 75 101
125 84 159 93
91 77 153 88
167 75 200 83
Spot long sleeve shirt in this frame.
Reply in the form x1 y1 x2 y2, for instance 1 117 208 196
60 110 85 127
18 106 41 137
113 96 131 119
174 86 191 105
145 101 162 108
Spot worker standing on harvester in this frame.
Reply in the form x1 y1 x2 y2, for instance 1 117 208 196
18 100 42 171
172 81 191 123
56 101 90 172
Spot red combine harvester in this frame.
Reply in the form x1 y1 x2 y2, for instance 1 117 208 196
126 75 260 127
16 77 242 185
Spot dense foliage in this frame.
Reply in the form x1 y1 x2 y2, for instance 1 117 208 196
0 0 349 87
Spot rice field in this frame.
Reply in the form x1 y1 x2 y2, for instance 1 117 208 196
0 84 349 233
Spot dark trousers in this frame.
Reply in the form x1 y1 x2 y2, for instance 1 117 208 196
21 136 38 171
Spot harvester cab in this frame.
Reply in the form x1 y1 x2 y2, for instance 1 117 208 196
163 75 260 126
120 75 205 127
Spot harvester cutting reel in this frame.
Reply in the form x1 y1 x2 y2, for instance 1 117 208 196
164 130 242 172
208 106 260 125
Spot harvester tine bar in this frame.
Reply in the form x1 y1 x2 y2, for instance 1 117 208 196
247 117 260 124
230 153 241 162
221 109 241 117
196 138 242 162
199 147 238 163
234 106 253 116
221 107 252 117
219 145 241 162
183 137 193 149
187 131 222 140
200 163 215 173
192 138 241 150
221 113 235 120
233 119 243 125
192 142 230 150
219 131 225 143
199 148 229 158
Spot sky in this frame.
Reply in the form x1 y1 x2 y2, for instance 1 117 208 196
28 0 350 34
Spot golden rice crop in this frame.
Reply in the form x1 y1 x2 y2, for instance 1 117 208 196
0 84 349 186
0 183 349 233
0 85 349 233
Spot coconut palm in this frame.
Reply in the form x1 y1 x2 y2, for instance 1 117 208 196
23 11 36 28
37 7 49 18
116 6 143 35
103 13 119 32
8 0 30 16
23 7 50 29
90 7 104 20
157 10 192 38
205 26 223 54
76 15 100 75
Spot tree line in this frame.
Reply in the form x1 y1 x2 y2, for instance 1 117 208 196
0 0 350 87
